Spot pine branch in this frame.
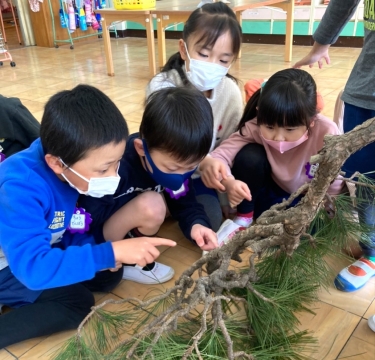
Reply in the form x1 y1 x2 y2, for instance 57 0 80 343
54 117 375 360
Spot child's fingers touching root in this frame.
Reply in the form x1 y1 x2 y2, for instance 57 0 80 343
190 224 218 251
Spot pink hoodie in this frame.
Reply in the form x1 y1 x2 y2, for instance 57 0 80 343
210 114 343 195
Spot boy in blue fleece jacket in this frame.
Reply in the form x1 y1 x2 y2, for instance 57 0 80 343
0 85 176 348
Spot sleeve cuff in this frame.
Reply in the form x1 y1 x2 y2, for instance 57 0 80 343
91 241 116 272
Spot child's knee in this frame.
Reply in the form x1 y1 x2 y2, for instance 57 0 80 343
137 191 166 225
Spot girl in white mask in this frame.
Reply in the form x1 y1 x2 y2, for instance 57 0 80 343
200 69 343 230
146 2 243 232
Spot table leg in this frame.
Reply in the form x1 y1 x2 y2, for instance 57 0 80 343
284 0 294 62
157 17 167 69
145 14 156 77
102 17 115 76
236 10 243 59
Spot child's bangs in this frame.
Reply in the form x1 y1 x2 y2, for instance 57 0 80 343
258 85 312 128
192 16 240 56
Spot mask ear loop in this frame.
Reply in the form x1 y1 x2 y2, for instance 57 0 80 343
183 42 192 63
59 158 90 183
59 158 69 170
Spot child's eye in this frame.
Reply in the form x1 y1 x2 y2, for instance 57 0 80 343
99 169 109 174
198 52 208 58
266 126 274 130
286 128 296 132
220 60 229 65
166 167 179 172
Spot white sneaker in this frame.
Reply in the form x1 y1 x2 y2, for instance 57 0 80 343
122 262 174 284
368 315 375 332
202 219 244 256
233 215 253 227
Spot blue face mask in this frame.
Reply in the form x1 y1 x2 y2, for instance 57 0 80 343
142 140 196 190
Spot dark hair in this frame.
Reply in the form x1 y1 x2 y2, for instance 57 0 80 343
40 84 129 165
140 87 213 163
161 2 242 85
237 69 318 134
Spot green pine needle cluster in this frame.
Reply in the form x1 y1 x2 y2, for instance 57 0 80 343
53 186 375 360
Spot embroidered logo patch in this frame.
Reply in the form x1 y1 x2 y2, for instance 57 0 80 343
67 208 92 234
305 162 319 179
165 179 190 200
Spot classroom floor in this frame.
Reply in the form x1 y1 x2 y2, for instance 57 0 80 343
0 36 374 359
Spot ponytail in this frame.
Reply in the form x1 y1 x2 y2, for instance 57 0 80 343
237 89 261 135
160 52 189 86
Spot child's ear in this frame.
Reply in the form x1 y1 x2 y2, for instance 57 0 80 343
134 138 145 157
179 39 187 61
45 154 65 175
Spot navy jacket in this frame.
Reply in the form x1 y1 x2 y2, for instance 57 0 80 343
79 133 211 240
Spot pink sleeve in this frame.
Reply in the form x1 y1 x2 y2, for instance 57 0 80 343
210 122 255 176
328 178 344 195
319 116 343 194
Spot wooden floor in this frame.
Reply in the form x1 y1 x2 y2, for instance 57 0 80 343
0 35 374 359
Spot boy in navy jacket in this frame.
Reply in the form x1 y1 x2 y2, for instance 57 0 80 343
79 88 218 284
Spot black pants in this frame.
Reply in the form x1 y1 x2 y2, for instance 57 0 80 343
0 268 123 349
232 143 271 215
232 143 305 218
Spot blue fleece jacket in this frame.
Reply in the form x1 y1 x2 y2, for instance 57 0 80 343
0 139 115 290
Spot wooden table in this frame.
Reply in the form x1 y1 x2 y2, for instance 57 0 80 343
99 9 156 77
100 0 294 77
154 0 295 68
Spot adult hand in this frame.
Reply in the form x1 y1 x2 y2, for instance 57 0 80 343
191 224 218 251
293 42 331 69
112 237 176 268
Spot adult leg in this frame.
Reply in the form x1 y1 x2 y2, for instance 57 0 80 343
342 103 375 179
335 103 375 292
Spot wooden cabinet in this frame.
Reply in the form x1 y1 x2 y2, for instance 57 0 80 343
28 0 98 48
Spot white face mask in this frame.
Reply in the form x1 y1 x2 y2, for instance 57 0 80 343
184 43 230 91
60 159 120 198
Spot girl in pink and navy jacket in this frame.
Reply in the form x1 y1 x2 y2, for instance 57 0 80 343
200 68 343 228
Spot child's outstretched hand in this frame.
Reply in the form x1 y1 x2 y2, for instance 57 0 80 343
222 178 251 207
112 238 176 268
191 224 218 251
199 157 228 192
